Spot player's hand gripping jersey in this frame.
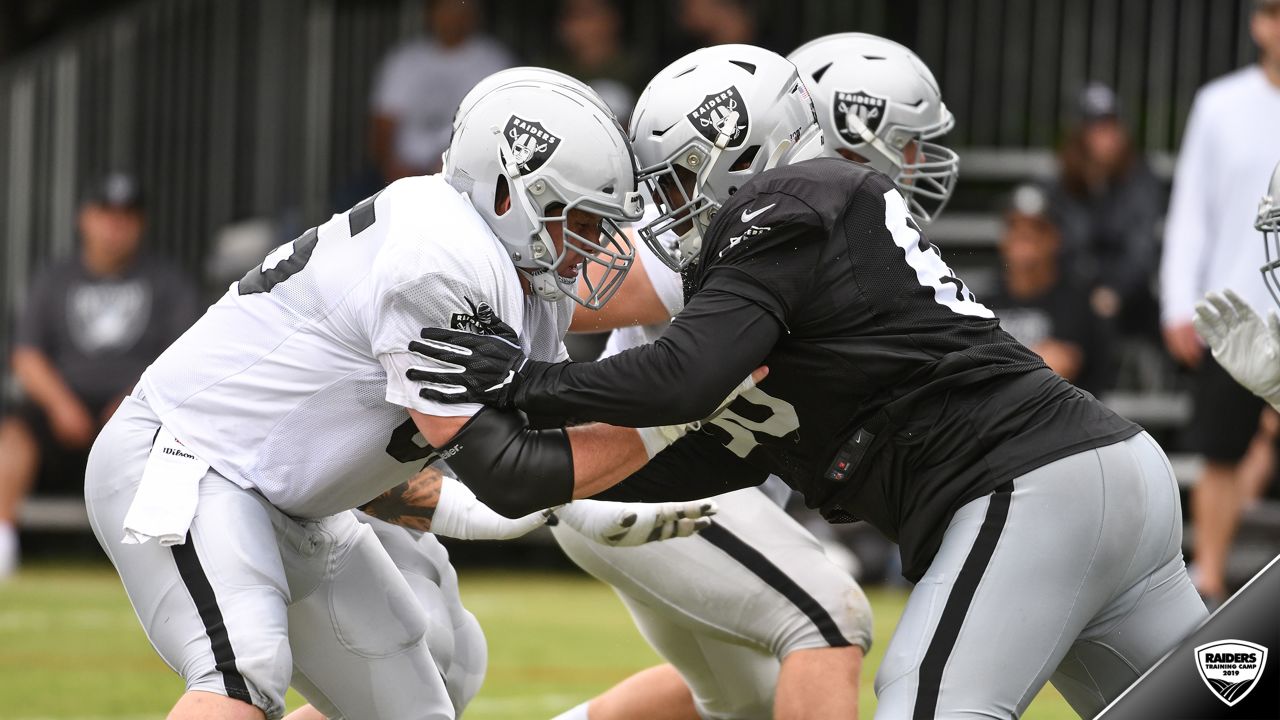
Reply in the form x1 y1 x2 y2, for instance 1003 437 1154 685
137 175 571 519
414 159 1140 580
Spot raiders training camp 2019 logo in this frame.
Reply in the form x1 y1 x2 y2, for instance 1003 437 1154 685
1195 640 1268 706
687 86 748 148
450 297 501 335
834 90 888 145
504 116 561 172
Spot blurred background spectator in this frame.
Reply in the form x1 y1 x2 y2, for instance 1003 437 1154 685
546 0 642 122
662 0 782 68
0 173 197 579
985 184 1112 394
1159 0 1280 604
1048 83 1162 341
370 0 514 183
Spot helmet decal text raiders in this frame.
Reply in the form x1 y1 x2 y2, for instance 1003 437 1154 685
504 116 561 172
834 90 888 144
686 87 749 148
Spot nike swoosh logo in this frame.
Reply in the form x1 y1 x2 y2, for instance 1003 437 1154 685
485 370 515 394
741 203 776 223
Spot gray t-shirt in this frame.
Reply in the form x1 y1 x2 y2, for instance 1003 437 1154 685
14 255 199 406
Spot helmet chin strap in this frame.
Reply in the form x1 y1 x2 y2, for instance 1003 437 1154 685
692 110 741 232
844 108 902 176
494 131 560 280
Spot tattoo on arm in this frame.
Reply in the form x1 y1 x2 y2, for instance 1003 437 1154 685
359 465 443 532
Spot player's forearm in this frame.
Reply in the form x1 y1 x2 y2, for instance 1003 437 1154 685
359 465 442 532
566 423 651 498
517 292 780 426
12 347 83 413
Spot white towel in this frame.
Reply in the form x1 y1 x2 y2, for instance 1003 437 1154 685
121 427 209 546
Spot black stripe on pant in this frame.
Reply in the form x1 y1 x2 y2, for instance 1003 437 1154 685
699 521 853 648
914 481 1015 720
171 531 254 706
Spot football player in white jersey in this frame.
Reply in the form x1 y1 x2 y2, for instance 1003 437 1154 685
1194 160 1280 410
540 35 959 720
83 78 719 720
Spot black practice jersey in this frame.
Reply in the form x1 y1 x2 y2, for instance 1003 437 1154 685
515 158 1140 581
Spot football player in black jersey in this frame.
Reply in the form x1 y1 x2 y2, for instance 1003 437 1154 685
409 45 1207 718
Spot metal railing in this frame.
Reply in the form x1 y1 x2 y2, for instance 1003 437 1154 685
0 0 1260 404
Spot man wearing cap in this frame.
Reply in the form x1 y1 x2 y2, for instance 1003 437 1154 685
0 172 198 579
1160 0 1280 604
986 184 1112 394
1049 82 1162 340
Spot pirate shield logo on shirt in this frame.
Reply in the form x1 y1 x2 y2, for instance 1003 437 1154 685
834 90 888 145
686 86 749 149
504 116 561 173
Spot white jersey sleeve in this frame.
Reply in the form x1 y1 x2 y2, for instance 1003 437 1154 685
372 272 515 419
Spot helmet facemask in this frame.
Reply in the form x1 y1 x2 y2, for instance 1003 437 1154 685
638 111 760 271
497 141 639 310
842 107 959 226
1258 192 1280 308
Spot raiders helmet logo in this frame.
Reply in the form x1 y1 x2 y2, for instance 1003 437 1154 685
834 90 888 145
686 86 749 148
503 116 561 173
449 297 502 335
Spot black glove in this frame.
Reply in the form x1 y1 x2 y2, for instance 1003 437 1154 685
406 323 540 408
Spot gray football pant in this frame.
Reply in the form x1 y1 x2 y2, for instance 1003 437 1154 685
874 431 1208 719
85 396 483 719
554 487 871 720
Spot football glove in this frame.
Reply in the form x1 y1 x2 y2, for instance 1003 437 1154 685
406 323 542 409
553 498 718 546
1193 289 1280 408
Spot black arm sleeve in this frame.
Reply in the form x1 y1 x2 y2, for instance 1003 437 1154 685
592 427 769 502
442 406 575 518
514 289 783 427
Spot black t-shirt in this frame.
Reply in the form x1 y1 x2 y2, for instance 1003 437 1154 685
14 255 199 406
516 158 1140 581
985 280 1111 393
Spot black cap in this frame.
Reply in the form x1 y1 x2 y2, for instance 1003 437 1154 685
1077 82 1118 123
83 172 144 211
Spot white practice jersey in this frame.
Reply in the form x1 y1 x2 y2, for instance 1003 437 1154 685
138 175 572 518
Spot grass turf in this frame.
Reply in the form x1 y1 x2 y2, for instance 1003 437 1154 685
0 562 1075 719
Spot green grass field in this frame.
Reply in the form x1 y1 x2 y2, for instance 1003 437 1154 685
0 563 1075 719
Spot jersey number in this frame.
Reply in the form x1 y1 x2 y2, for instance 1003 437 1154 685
706 386 800 458
238 193 380 296
884 189 993 318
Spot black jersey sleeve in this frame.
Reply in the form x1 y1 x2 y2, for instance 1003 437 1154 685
513 289 783 427
591 427 770 502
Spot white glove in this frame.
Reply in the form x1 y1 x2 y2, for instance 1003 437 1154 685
1193 289 1280 407
553 498 719 547
430 475 552 541
635 372 761 458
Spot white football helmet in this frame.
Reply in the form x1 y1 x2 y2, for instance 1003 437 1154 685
1258 160 1280 307
446 66 622 165
446 80 643 309
629 44 823 271
789 33 959 226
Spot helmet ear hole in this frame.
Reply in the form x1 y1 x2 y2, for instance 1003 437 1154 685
494 175 512 215
731 145 761 171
